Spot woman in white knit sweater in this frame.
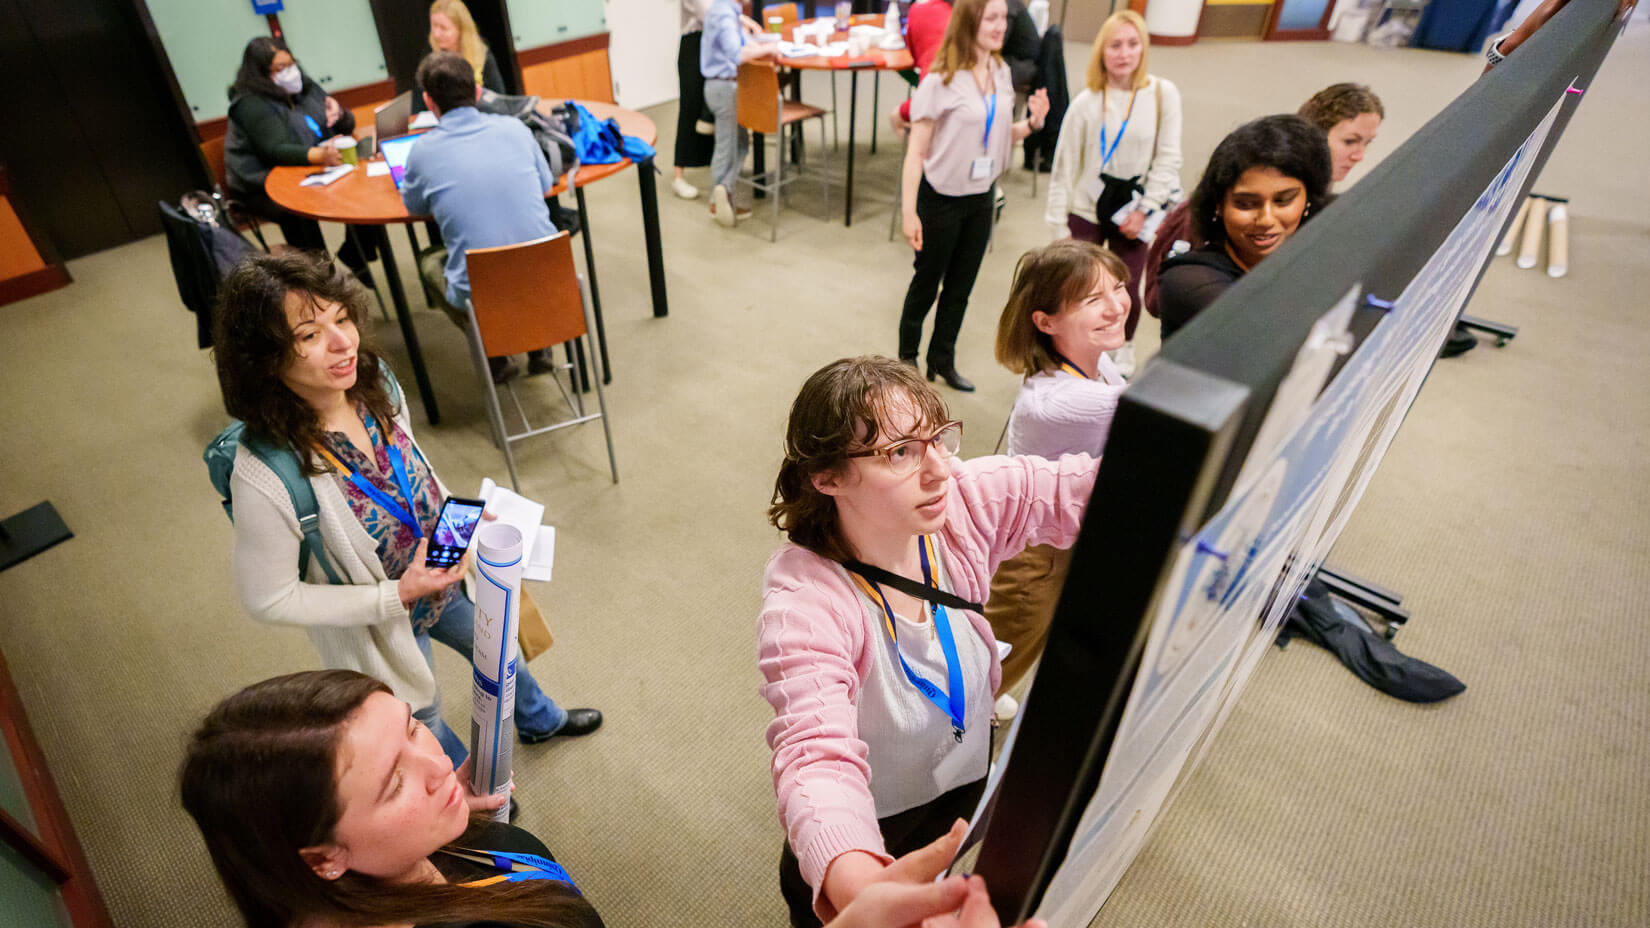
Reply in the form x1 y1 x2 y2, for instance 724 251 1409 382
213 252 598 769
1043 10 1181 374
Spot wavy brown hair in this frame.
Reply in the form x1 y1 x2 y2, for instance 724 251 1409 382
181 670 601 928
996 241 1130 377
1297 83 1384 133
768 357 950 562
212 250 397 475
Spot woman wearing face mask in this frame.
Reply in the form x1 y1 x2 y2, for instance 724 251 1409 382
762 355 1095 926
1151 115 1332 340
1044 10 1181 376
181 669 604 928
224 37 371 274
413 0 506 114
213 251 600 776
983 241 1130 716
1298 83 1384 186
898 0 1050 393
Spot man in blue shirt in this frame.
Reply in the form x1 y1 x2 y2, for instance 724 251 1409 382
400 51 558 382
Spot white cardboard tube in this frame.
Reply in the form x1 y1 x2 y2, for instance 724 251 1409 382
1497 196 1531 257
1546 204 1569 277
471 522 524 821
1516 198 1545 269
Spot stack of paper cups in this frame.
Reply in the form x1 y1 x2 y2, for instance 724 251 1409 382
471 522 523 822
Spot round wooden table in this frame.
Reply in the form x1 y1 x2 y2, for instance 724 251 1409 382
773 16 915 226
265 100 665 424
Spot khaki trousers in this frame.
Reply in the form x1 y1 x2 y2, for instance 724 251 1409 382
985 543 1074 692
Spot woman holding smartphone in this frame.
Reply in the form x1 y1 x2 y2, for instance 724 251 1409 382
898 0 1049 392
214 251 600 768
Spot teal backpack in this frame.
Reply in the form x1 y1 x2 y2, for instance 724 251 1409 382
204 370 403 585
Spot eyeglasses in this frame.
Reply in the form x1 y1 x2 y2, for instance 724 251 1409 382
846 421 963 475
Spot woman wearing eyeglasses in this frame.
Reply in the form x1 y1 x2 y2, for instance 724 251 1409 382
761 355 1097 927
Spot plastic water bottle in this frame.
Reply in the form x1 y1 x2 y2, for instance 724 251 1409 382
885 0 899 33
1029 0 1050 35
835 0 851 31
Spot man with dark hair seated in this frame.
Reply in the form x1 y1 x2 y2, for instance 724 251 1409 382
401 50 558 382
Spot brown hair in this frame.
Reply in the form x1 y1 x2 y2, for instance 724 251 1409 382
180 670 600 928
1297 83 1384 133
1085 10 1151 93
996 241 1130 377
211 250 398 476
932 0 1004 85
417 49 478 114
768 357 950 562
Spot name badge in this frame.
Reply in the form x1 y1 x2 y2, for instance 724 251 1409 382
969 156 995 181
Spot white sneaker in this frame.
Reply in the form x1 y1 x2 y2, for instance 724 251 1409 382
993 693 1019 720
671 176 699 200
1109 341 1136 379
711 185 735 227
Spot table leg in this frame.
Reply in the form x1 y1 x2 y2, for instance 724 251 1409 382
573 186 612 386
635 158 669 318
369 225 440 425
870 72 879 155
753 131 766 199
845 70 859 227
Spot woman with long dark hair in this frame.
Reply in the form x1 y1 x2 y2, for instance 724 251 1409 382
1148 114 1332 340
213 251 599 771
223 37 369 274
897 0 1049 392
181 669 603 928
761 355 1092 926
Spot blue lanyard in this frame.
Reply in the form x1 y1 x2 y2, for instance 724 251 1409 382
1097 88 1139 173
1052 350 1090 380
303 113 323 142
448 847 580 891
981 79 997 153
847 537 968 742
315 442 423 537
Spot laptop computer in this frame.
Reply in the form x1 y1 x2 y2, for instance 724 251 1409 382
373 91 413 145
377 134 420 190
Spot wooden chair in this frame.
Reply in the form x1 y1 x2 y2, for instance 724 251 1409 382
737 62 831 241
464 233 618 489
763 2 839 148
199 135 269 250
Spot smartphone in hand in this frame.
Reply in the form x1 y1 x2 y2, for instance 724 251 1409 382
426 496 486 568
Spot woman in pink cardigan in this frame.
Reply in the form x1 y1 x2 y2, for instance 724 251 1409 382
761 356 1095 926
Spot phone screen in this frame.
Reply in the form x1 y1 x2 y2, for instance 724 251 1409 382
426 497 486 568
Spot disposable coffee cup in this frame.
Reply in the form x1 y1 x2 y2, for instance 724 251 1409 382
334 136 358 165
768 15 783 32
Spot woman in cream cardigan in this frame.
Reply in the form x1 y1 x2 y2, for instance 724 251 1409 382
1043 9 1182 374
213 251 599 768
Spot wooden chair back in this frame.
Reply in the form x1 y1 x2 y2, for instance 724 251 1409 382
465 233 587 358
737 63 782 135
763 3 799 23
201 136 228 190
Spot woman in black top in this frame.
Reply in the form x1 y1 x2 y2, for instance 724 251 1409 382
1150 115 1332 340
224 37 371 276
181 669 602 928
414 0 507 114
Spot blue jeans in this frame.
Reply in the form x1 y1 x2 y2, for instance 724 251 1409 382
413 591 567 767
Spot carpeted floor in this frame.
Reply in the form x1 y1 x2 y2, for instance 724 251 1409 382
0 21 1645 928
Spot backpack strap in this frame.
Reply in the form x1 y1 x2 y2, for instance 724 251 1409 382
245 436 345 586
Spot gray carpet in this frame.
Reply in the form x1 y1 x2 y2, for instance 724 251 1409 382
0 23 1645 928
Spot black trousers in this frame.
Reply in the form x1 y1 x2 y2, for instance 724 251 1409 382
777 776 986 928
898 179 994 371
675 31 715 169
233 185 372 271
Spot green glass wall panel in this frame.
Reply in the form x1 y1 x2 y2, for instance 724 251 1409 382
144 0 265 122
0 841 69 928
0 734 38 838
507 0 608 50
279 0 390 93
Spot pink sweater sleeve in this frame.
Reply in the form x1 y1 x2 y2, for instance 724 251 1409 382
944 454 1100 594
758 547 891 920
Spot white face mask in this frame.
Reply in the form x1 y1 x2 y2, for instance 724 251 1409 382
272 64 303 94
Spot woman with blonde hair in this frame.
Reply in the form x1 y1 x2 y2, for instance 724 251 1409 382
897 0 1049 393
416 0 506 112
1044 9 1182 375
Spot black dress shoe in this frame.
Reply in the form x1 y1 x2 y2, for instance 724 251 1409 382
927 366 975 392
508 797 521 823
1440 325 1478 359
898 356 918 369
519 708 603 744
526 350 557 376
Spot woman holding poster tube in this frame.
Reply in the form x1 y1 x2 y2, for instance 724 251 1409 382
761 355 1094 926
214 252 600 770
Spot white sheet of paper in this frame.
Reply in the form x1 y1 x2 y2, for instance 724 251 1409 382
299 164 354 186
524 525 555 582
409 111 439 130
365 161 390 177
476 479 550 577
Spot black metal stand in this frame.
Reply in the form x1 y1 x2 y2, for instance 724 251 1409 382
0 502 73 572
1317 563 1410 638
1459 314 1518 346
368 225 441 425
572 187 613 387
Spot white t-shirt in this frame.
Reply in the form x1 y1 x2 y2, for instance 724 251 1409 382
846 549 993 817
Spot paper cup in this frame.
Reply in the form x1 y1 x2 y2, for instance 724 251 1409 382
334 136 358 165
